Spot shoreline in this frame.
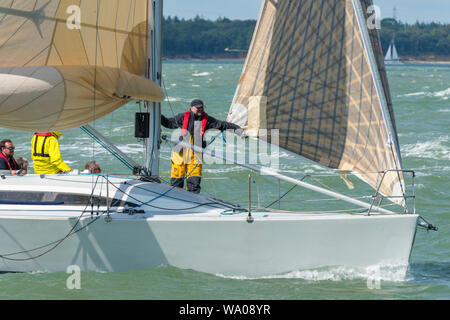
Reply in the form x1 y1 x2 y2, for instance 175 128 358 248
163 57 245 61
404 60 450 65
163 57 450 65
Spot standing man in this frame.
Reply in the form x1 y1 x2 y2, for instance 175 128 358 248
0 139 19 174
31 132 72 174
161 99 247 193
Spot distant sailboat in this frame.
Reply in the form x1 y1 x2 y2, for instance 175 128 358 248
385 38 403 65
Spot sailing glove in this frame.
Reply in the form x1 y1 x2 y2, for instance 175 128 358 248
235 128 248 139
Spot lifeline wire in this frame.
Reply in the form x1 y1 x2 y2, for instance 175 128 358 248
0 175 102 261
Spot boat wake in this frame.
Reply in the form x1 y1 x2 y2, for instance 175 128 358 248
216 264 411 283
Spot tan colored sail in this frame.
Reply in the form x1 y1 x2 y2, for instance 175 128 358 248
0 0 163 132
228 0 405 204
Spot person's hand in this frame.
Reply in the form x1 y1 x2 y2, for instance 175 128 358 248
68 169 79 175
235 128 248 139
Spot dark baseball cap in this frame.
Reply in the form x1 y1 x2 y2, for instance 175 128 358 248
190 99 204 108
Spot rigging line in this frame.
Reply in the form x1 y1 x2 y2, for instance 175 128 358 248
90 0 101 184
161 77 177 119
0 175 102 261
127 176 230 207
264 175 311 208
0 210 109 258
263 173 371 209
278 204 396 215
112 0 134 134
264 184 297 208
106 132 234 210
102 173 233 211
389 142 407 206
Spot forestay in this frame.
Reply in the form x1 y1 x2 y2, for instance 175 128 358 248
227 0 405 205
0 0 163 132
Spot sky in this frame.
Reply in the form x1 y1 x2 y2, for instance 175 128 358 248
164 0 450 24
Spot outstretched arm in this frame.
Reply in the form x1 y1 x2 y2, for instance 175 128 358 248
161 114 183 129
206 116 247 137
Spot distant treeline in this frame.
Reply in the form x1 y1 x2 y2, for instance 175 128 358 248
163 16 255 59
380 19 450 58
163 16 450 59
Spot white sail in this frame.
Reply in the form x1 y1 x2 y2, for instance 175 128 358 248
385 39 402 65
385 44 393 60
0 0 164 132
392 43 399 60
228 0 405 205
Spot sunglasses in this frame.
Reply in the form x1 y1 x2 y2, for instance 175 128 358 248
4 146 15 150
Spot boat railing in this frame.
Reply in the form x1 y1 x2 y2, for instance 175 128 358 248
368 169 416 215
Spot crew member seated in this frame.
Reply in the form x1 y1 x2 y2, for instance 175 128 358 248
0 139 19 174
82 161 102 174
31 132 71 174
15 157 28 175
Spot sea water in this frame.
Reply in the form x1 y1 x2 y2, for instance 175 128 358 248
0 61 448 300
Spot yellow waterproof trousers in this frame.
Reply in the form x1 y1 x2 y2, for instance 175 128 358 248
170 146 202 193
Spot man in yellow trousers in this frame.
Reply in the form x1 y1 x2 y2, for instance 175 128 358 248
31 132 72 174
161 99 246 193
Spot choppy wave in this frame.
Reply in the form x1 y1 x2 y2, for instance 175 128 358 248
165 96 182 102
114 144 145 155
217 264 410 282
402 136 449 160
398 88 450 99
401 91 427 97
192 72 212 77
434 88 450 97
203 166 246 174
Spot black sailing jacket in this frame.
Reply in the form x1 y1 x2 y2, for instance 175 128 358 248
161 111 243 142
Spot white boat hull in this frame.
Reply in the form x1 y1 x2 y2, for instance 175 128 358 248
384 60 404 65
0 209 418 277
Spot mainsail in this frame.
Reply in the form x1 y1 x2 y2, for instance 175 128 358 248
385 41 400 61
385 44 393 60
228 0 405 205
0 0 163 132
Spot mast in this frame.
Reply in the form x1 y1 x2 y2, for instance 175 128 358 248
145 0 163 177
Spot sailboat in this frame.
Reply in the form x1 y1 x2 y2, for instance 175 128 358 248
385 38 403 65
0 0 435 277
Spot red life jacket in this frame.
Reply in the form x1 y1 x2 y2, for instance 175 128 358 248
34 132 53 137
181 111 208 138
0 152 17 170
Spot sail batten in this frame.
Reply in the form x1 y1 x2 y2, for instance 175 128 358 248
0 0 163 132
228 0 405 205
